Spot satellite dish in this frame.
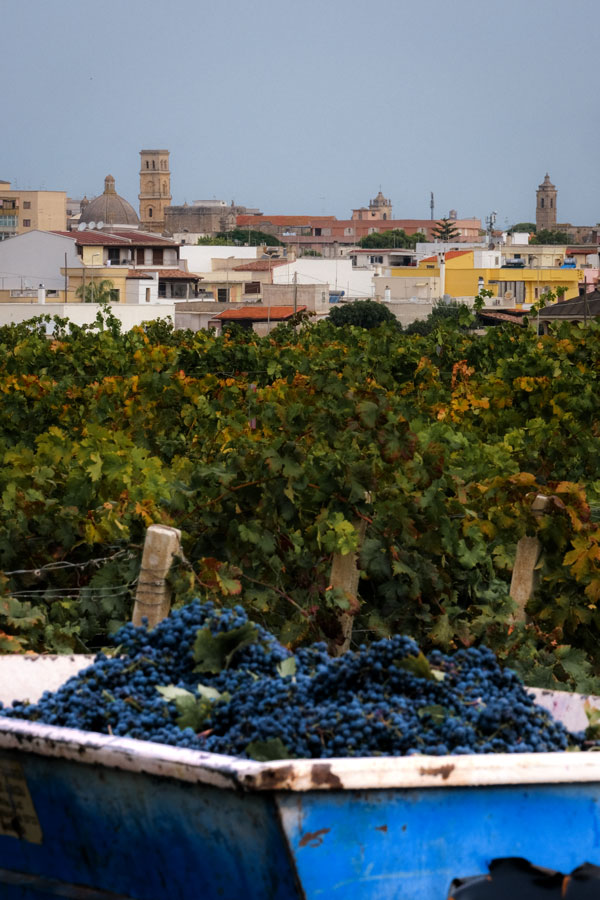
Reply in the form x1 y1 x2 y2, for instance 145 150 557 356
96 220 104 230
88 221 96 230
77 223 87 231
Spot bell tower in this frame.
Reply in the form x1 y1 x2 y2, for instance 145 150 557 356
139 150 171 233
536 173 557 231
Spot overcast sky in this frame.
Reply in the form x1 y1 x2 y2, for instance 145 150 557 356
3 0 598 228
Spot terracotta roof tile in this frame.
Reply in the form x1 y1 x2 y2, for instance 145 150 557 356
52 231 129 245
51 230 178 247
145 269 200 279
445 250 472 260
110 231 177 246
214 305 306 321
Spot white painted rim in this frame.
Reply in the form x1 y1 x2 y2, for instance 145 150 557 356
1 716 600 792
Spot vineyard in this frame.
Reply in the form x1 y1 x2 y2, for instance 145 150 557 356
2 307 600 694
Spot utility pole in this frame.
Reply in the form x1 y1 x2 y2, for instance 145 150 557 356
64 252 68 302
430 192 434 220
293 270 298 315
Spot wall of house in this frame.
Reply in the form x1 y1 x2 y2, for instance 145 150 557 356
0 230 80 298
502 245 568 267
374 274 440 301
180 245 258 275
65 266 129 303
273 259 374 300
390 258 583 304
262 283 330 314
385 301 435 327
16 191 67 233
126 274 158 304
0 303 175 330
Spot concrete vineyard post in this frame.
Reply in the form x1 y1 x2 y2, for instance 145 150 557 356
328 518 367 657
132 525 182 628
509 495 552 623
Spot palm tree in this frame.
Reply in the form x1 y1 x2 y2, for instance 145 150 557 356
76 278 116 304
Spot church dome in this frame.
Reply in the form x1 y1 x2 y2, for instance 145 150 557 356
80 175 140 227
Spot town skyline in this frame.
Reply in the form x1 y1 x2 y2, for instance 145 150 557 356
2 0 599 229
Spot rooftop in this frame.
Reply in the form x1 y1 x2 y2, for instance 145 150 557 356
51 230 178 247
231 259 289 271
214 305 306 321
540 290 600 319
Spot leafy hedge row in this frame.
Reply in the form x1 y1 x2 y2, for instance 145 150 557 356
2 308 600 692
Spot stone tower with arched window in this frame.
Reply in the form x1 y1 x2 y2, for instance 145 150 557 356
536 173 557 230
139 150 171 233
369 190 392 221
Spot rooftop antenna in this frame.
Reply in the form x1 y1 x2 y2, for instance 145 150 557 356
485 210 497 247
430 192 434 220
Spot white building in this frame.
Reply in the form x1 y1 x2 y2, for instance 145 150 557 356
272 258 375 301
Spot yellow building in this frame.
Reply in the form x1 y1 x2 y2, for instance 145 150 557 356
389 250 582 305
0 181 66 239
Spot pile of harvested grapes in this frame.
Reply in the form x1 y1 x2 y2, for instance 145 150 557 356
0 601 575 759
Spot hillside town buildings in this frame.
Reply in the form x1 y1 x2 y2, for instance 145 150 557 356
0 154 597 334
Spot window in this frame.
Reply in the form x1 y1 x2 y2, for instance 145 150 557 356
146 161 149 169
108 248 120 265
217 288 229 302
152 160 156 169
244 281 260 294
145 288 151 303
314 228 321 236
541 198 544 208
0 215 17 227
550 199 553 208
152 248 163 265
22 219 31 227
148 207 153 218
23 201 31 210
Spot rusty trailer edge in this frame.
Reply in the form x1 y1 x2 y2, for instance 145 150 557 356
2 715 600 792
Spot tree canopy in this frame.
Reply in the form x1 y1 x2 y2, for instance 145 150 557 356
197 229 283 247
327 299 399 329
530 229 571 245
431 218 461 241
509 222 537 234
357 229 425 249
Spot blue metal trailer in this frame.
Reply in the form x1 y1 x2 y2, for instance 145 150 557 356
1 716 600 899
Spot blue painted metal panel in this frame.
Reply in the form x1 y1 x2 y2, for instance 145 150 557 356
278 784 600 899
0 750 302 900
4 720 600 899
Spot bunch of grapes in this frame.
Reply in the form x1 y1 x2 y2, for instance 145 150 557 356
0 600 574 758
